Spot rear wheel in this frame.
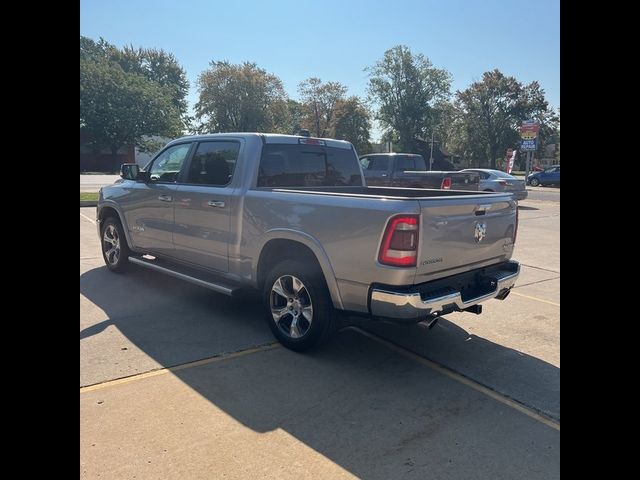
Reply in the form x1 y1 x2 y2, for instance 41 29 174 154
101 216 130 273
529 178 540 187
263 260 335 352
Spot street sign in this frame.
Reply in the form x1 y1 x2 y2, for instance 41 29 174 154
520 139 537 151
520 120 540 140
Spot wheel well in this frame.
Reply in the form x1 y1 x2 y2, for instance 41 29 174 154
257 240 323 289
98 206 121 228
483 189 494 192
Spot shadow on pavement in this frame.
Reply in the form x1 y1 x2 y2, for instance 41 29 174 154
81 264 559 479
517 205 539 210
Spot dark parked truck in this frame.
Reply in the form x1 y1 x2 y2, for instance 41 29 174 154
97 133 520 352
359 153 480 190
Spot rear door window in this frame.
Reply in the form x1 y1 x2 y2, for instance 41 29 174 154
186 141 240 186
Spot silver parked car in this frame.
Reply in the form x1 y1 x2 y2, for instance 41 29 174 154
460 169 527 201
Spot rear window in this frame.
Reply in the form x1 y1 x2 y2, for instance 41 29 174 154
257 144 363 187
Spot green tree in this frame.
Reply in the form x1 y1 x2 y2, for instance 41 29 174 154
81 36 190 129
195 61 288 133
282 99 305 135
333 96 372 154
80 56 181 170
298 78 347 137
117 46 189 123
366 45 451 152
454 69 556 169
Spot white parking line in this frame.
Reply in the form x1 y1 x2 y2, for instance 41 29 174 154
80 212 96 225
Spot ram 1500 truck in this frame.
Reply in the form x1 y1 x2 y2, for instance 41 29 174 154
359 153 480 190
97 133 520 351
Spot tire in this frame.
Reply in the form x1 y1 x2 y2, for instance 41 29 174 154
100 216 131 273
483 189 494 192
263 259 335 352
529 178 540 187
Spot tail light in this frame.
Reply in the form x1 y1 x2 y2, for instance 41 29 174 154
378 215 419 267
441 177 452 189
514 207 519 244
498 180 508 186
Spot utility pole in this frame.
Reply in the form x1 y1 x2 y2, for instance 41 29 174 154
524 151 532 181
429 131 434 171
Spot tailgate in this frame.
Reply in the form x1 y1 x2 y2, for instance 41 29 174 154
416 194 516 278
448 171 480 191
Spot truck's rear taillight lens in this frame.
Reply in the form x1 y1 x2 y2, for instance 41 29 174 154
514 207 519 244
441 177 452 189
378 215 419 267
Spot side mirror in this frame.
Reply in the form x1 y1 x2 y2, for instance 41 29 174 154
120 163 139 180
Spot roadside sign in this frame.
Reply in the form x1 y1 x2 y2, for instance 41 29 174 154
520 139 537 151
520 121 540 140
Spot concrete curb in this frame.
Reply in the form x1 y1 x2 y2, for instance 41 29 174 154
80 201 98 207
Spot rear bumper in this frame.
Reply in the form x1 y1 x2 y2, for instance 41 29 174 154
512 190 528 201
369 261 520 320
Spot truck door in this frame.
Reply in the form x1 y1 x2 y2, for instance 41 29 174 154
122 142 193 256
172 140 241 273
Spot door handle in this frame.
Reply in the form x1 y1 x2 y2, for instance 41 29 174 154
208 200 225 208
158 194 173 202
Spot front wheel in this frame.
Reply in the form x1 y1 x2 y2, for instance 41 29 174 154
101 217 130 273
263 260 335 352
529 178 540 187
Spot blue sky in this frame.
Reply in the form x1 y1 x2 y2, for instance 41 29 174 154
80 0 559 141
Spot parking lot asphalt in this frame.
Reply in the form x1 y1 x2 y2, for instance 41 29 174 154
80 198 559 479
524 187 560 203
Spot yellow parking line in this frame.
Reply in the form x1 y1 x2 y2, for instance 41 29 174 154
511 291 560 307
80 343 280 394
352 327 560 431
80 212 96 225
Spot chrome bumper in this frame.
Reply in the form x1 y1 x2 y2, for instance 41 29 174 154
370 261 520 320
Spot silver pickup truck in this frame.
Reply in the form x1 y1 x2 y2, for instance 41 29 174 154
97 133 520 351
